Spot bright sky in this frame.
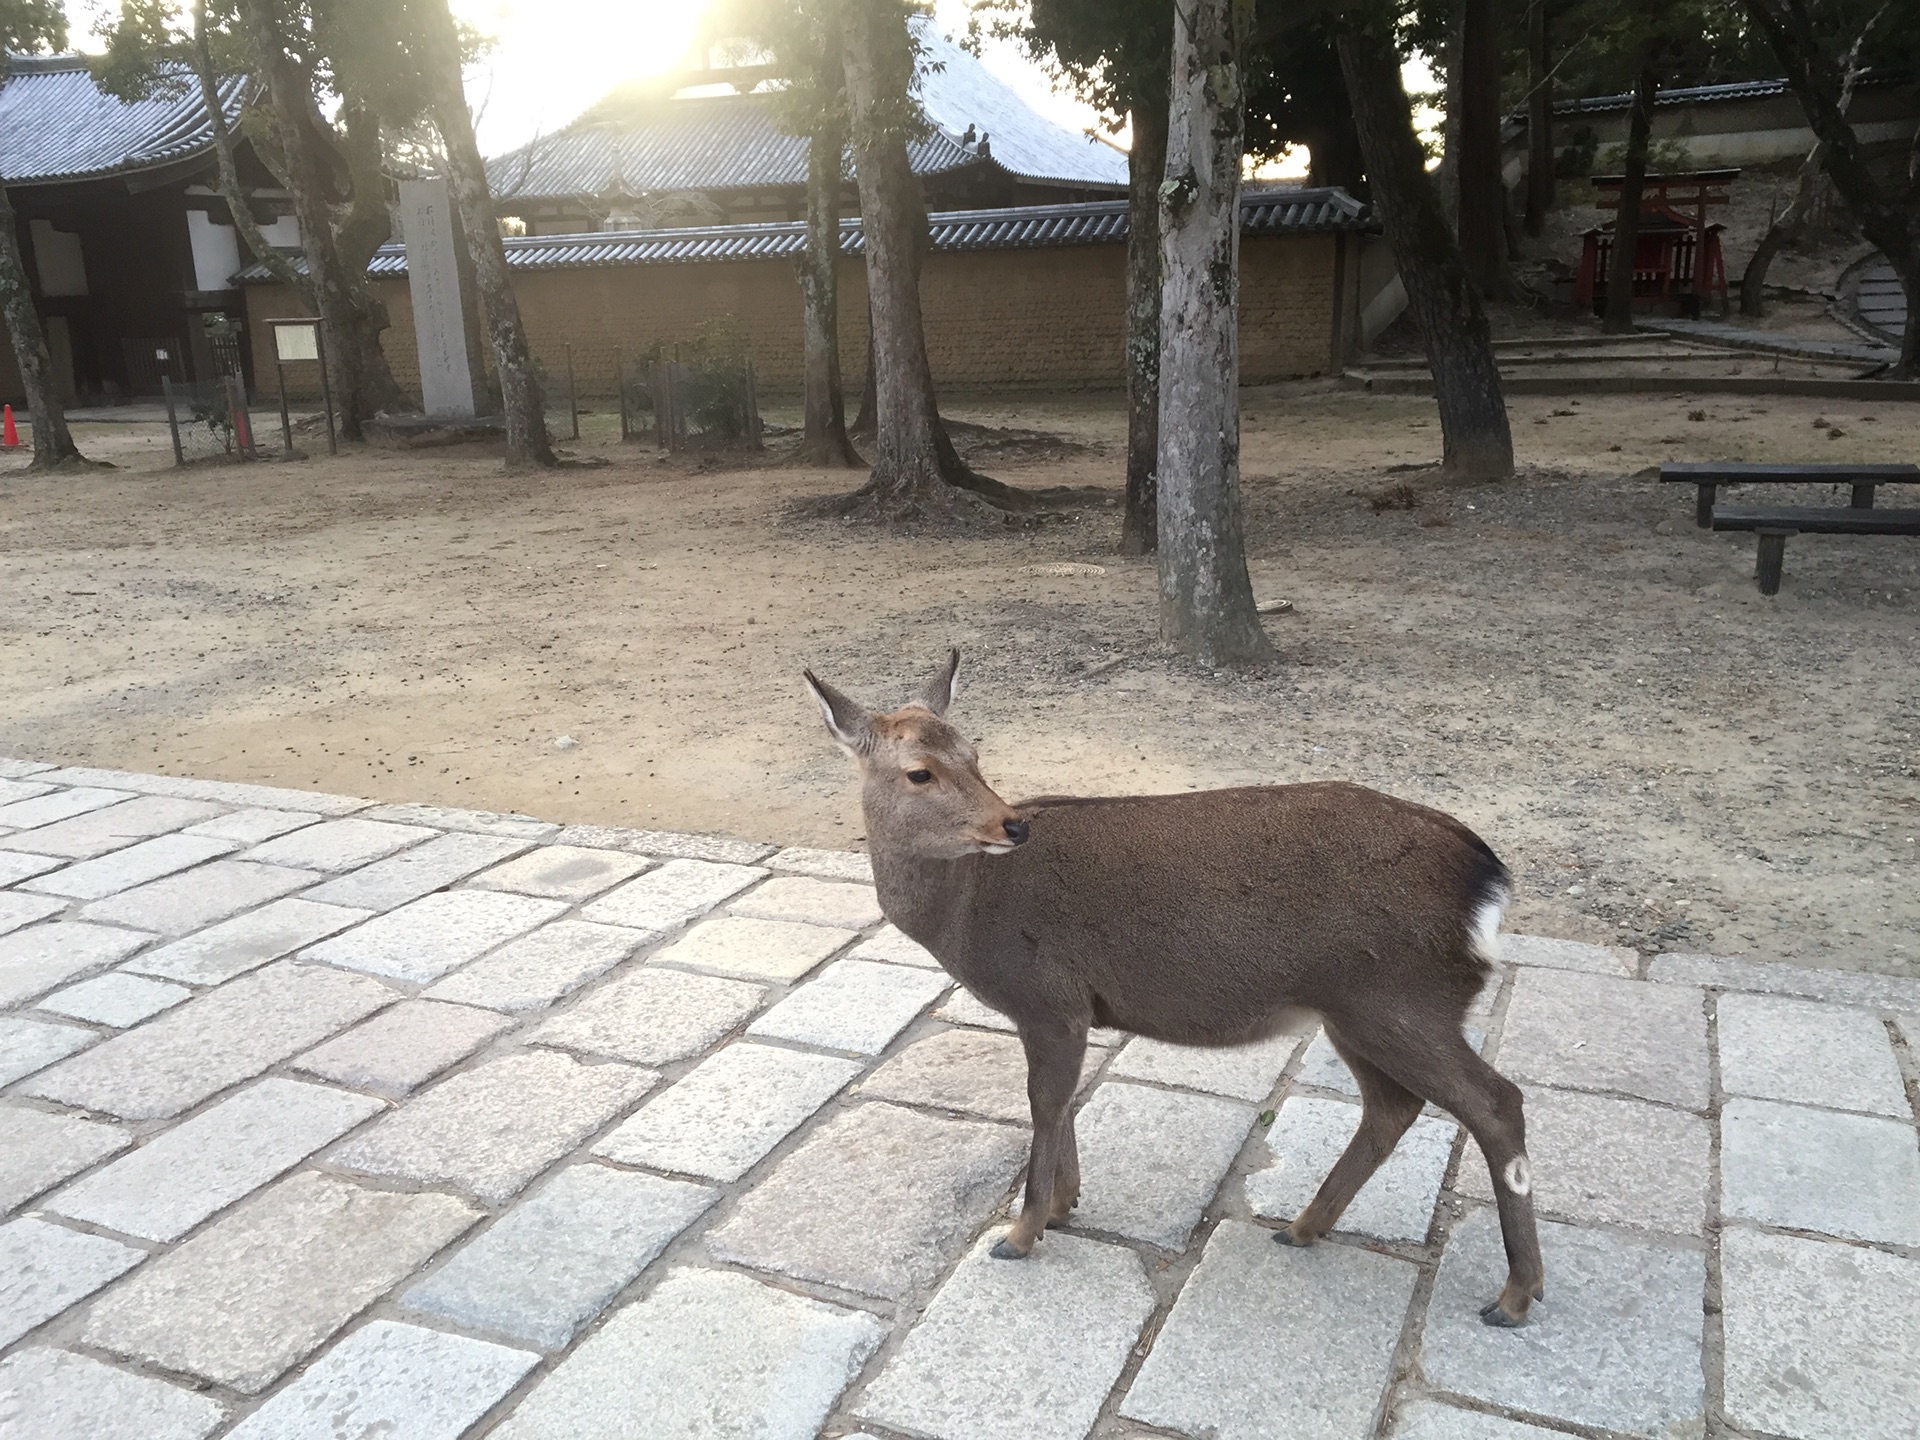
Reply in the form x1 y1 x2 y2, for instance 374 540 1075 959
63 1 1427 172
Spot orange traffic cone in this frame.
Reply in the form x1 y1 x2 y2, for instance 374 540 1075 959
2 405 17 448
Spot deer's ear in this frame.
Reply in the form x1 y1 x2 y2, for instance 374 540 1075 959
804 670 873 756
917 648 960 717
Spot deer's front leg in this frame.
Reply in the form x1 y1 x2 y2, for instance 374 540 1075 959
1049 1108 1080 1226
992 1021 1088 1259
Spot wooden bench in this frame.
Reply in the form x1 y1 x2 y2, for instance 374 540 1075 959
1711 504 1920 595
1661 461 1919 528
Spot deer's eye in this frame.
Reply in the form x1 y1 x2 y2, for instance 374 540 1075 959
906 769 934 785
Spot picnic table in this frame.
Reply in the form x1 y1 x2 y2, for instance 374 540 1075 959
1660 461 1920 595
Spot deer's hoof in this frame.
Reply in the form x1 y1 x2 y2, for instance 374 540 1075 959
1478 1299 1529 1328
1272 1224 1314 1248
990 1238 1032 1261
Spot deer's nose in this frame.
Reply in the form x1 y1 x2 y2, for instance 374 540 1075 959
1003 818 1030 845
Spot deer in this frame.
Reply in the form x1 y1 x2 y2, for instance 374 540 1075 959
804 650 1544 1326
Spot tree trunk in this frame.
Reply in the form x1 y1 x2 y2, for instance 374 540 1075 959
1524 0 1553 237
1121 96 1166 556
0 182 86 467
419 0 554 467
1740 156 1819 316
836 0 1024 517
1336 20 1513 481
1603 50 1659 335
796 111 860 466
1456 0 1510 295
192 0 311 303
1155 0 1273 667
237 0 407 438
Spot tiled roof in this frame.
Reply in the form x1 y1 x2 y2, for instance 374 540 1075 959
1553 70 1907 116
485 15 1126 205
0 55 247 185
235 190 1371 284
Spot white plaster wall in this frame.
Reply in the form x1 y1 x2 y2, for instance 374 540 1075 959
188 211 244 291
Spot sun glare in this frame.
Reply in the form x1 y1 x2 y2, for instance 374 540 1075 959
453 0 713 153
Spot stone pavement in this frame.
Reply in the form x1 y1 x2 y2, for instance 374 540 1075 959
1 757 1917 1440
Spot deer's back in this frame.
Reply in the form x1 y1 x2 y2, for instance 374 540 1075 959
945 781 1504 1042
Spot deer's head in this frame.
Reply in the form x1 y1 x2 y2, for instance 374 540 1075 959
804 650 1028 861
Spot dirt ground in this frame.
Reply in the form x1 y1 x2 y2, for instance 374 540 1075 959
3 384 1916 978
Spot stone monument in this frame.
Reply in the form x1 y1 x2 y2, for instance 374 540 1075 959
399 177 486 418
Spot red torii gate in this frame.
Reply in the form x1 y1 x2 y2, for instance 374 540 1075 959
1575 169 1736 315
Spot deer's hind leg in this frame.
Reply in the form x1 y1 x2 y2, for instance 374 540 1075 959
1274 1025 1424 1248
1349 1021 1543 1327
1049 1108 1080 1226
993 1020 1087 1260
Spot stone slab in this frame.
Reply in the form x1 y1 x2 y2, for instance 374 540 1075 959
0 1017 98 1087
935 985 1017 1030
402 1164 717 1348
0 851 59 886
225 1319 537 1440
1246 1095 1457 1244
851 922 943 968
1651 951 1920 1012
767 846 874 882
124 899 369 985
305 889 568 984
728 875 884 929
0 1103 130 1214
355 801 557 838
0 1216 146 1349
81 860 316 936
1072 1081 1255 1249
0 778 53 804
422 919 649 1012
0 787 133 832
860 1229 1154 1440
531 965 765 1064
0 757 51 778
81 1172 479 1394
294 999 513 1096
594 1042 862 1181
860 1027 1084 1124
1122 1219 1418 1440
1499 934 1637 976
579 857 768 932
489 1267 882 1440
36 972 190 1027
22 835 237 901
555 823 776 865
329 1047 655 1203
0 796 227 860
747 958 950 1054
1497 968 1709 1109
238 817 436 872
1458 1084 1710 1236
1388 1400 1569 1439
0 892 65 937
1721 1096 1920 1246
39 769 366 816
467 844 653 899
298 832 527 910
1716 992 1909 1117
1421 1208 1705 1436
647 913 854 982
707 1101 1026 1300
184 808 321 845
1721 1226 1920 1440
0 1346 226 1440
20 962 396 1120
47 1077 384 1242
1108 1031 1303 1101
0 921 156 1008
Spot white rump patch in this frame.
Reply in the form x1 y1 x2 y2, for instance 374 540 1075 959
1503 1154 1532 1197
1469 890 1508 963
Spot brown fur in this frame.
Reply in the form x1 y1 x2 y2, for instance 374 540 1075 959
805 653 1544 1325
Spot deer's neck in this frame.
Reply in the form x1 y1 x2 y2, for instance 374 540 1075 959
866 839 980 960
